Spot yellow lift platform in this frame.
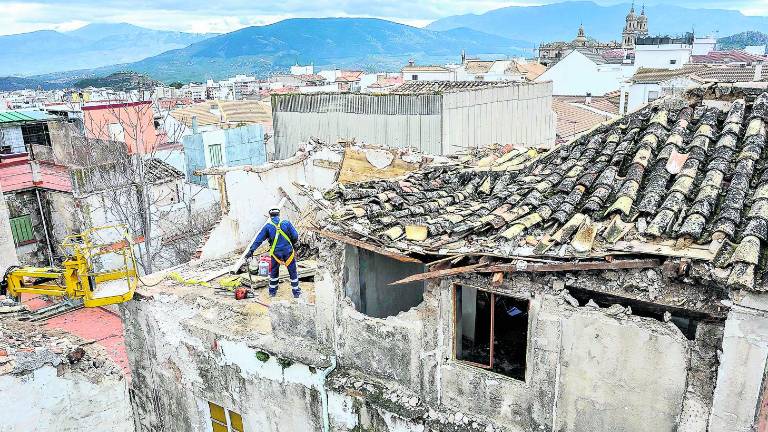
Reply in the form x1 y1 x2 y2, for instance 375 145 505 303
2 225 139 307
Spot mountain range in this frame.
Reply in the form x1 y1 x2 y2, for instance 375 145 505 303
117 18 533 82
0 23 214 76
2 1 768 87
428 1 768 44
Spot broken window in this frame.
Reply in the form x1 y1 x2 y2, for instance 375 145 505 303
454 285 529 381
343 245 425 318
21 123 51 149
208 402 244 432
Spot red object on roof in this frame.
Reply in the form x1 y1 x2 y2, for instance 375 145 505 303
23 295 130 377
336 71 364 82
0 154 72 193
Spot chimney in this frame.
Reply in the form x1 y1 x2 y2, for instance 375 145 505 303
585 92 593 105
755 61 764 82
191 115 199 134
408 59 415 67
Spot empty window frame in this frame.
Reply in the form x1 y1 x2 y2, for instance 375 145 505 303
208 402 244 432
453 285 529 381
21 123 51 148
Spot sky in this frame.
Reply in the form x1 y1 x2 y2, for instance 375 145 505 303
1 0 767 35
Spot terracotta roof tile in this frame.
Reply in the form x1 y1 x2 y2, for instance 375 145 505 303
321 83 768 292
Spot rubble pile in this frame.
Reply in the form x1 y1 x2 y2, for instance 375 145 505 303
0 297 123 379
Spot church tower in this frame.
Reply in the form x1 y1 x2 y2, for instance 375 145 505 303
622 3 639 49
637 5 648 36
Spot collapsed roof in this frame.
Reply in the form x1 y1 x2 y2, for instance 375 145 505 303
321 83 768 292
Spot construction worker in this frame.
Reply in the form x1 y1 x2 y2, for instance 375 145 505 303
245 208 301 298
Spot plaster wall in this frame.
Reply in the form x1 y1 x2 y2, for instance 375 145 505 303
0 366 132 432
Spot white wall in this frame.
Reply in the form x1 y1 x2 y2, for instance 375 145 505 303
200 149 340 259
635 44 692 70
0 366 133 432
693 38 717 56
536 51 629 96
402 70 454 81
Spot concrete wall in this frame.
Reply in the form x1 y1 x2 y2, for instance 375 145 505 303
0 366 132 432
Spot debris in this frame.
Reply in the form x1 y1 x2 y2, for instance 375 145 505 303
67 347 85 364
586 299 600 308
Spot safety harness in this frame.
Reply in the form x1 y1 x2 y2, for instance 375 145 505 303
268 218 295 266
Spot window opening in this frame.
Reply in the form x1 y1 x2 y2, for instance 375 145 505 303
208 401 244 432
566 286 709 340
454 285 529 381
209 143 223 167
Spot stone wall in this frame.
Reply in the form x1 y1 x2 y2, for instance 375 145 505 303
123 241 729 432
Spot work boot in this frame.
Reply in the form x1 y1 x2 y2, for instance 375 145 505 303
268 288 278 298
292 288 302 300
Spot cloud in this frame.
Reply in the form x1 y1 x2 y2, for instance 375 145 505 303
0 0 765 35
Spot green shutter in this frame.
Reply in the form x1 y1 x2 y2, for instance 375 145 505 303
9 215 34 246
209 144 223 167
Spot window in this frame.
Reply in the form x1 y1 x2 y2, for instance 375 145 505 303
21 123 51 148
9 215 35 247
108 123 125 142
454 285 529 381
670 59 677 65
411 74 418 80
208 402 244 432
344 246 425 318
648 90 660 102
209 143 223 167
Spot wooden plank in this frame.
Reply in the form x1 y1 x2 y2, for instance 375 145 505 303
389 264 486 285
315 229 423 264
609 241 715 261
481 258 661 273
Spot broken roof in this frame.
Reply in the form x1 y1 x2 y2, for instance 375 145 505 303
320 83 768 292
144 158 184 184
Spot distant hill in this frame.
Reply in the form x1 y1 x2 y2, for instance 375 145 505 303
718 31 768 51
427 1 768 44
0 23 214 76
121 18 534 82
0 76 63 91
73 72 162 91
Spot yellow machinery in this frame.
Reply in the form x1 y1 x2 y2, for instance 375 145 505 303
2 225 138 307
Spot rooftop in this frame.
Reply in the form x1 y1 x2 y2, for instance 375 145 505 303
632 65 767 84
394 80 529 94
143 158 184 184
691 50 768 65
319 83 768 292
170 100 272 128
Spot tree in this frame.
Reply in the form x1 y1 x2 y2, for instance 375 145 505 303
59 94 220 274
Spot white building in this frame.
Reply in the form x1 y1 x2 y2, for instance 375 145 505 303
634 34 694 70
290 64 314 75
693 36 718 56
401 63 454 81
536 49 634 96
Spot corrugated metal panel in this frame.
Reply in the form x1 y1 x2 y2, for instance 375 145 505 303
273 93 441 116
0 110 52 124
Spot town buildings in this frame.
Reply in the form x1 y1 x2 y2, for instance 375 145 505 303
0 110 75 266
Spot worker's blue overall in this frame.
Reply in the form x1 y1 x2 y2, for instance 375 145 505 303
246 217 300 298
